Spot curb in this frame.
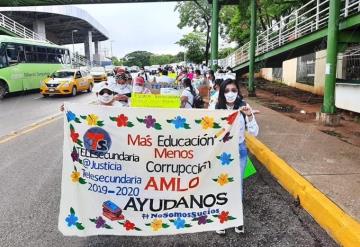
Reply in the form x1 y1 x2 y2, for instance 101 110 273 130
245 134 360 247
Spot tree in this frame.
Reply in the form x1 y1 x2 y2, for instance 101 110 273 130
218 47 236 59
175 0 212 65
220 0 308 45
111 56 123 66
123 51 153 67
176 32 206 64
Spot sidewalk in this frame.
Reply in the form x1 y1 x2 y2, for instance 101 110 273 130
246 98 360 239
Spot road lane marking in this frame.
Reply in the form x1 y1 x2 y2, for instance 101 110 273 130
0 113 63 144
0 99 96 144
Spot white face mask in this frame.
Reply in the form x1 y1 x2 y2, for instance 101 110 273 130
133 85 143 93
98 93 113 104
117 83 128 90
225 92 238 103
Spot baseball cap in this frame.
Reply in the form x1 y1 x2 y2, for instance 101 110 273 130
134 76 145 85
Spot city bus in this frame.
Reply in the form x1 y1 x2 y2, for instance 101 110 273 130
0 35 71 99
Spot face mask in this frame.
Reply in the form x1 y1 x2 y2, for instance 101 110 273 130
99 93 113 104
225 92 237 103
117 83 128 90
133 85 143 93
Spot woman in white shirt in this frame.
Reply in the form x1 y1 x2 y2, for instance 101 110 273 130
180 78 198 108
215 78 259 235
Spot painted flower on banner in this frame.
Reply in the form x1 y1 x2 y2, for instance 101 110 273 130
221 111 239 125
69 124 83 147
90 216 112 229
166 116 190 129
109 114 134 128
217 152 234 165
137 115 162 130
66 111 81 123
70 146 83 164
119 220 142 231
192 215 213 225
214 211 237 224
213 173 234 186
221 132 233 143
80 114 104 127
146 219 169 231
65 207 84 230
169 217 191 229
70 166 86 184
195 116 221 129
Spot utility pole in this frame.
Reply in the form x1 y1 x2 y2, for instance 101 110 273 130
210 0 219 71
248 0 257 96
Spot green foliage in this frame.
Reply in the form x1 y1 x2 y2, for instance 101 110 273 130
149 54 183 66
220 0 308 45
174 0 212 64
111 56 123 66
123 51 153 67
176 32 206 64
218 47 236 59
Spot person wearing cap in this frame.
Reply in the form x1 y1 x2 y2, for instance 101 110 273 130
94 83 122 106
59 83 121 111
133 76 151 94
110 71 132 107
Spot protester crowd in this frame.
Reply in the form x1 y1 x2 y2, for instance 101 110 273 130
62 63 259 236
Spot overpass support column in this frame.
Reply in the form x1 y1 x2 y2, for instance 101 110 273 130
32 20 46 40
84 31 93 67
210 0 219 71
94 41 100 66
319 0 341 125
248 0 256 96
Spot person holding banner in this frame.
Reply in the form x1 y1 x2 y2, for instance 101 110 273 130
215 78 259 235
111 71 132 107
132 76 151 94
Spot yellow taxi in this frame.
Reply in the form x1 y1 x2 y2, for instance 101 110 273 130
90 66 108 83
40 69 94 97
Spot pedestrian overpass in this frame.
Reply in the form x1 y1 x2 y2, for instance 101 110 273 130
218 0 360 74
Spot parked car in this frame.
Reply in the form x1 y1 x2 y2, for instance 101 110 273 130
40 69 94 97
90 66 107 83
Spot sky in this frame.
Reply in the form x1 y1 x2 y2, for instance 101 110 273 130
68 2 192 58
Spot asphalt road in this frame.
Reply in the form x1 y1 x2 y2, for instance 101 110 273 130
0 97 338 247
0 91 94 138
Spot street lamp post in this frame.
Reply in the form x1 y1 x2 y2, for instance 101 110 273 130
71 29 78 65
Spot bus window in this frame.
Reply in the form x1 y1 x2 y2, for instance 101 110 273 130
47 48 59 63
25 45 36 63
0 43 7 68
6 44 18 64
18 45 25 62
37 46 47 62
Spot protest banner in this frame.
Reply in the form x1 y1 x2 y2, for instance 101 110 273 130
59 103 243 236
131 93 180 108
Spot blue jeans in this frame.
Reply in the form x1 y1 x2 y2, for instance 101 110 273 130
239 141 248 197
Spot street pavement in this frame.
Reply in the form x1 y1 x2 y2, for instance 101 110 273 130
0 95 338 247
0 91 94 138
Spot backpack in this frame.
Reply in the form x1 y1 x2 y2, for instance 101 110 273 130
187 89 205 108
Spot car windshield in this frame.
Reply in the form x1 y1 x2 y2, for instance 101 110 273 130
91 67 105 72
51 71 74 78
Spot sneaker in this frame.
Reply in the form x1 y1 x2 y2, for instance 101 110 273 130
234 225 244 234
216 229 226 235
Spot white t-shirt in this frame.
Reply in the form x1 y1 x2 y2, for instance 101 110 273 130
157 75 175 84
181 87 198 109
109 82 132 107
